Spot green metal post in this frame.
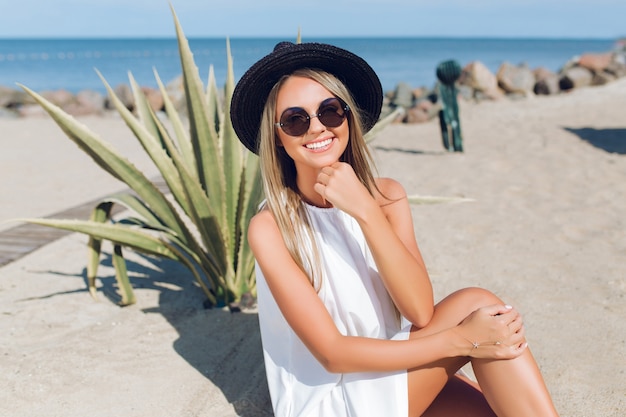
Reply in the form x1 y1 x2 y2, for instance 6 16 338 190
436 60 464 152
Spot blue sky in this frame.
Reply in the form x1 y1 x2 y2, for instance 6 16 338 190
0 0 624 39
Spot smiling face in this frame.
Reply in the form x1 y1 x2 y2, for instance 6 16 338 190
274 76 350 177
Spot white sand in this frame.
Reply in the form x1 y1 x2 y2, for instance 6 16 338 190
1 79 625 416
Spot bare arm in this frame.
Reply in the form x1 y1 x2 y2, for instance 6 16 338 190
315 163 434 327
249 210 524 374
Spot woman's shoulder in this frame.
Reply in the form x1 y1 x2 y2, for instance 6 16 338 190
248 206 279 239
249 206 275 230
374 177 407 206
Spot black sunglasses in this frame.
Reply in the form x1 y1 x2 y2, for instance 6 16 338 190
275 97 350 137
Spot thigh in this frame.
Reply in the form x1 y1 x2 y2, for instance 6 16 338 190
421 374 496 417
407 287 503 416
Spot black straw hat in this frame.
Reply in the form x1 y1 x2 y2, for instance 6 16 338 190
230 41 383 154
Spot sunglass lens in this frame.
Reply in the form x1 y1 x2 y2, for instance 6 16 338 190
280 109 310 136
318 99 346 128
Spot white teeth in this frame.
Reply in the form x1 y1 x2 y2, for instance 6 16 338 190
305 138 332 150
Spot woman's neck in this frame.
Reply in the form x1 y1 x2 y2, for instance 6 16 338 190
296 170 332 208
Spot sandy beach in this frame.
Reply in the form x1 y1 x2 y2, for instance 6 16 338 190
1 78 625 416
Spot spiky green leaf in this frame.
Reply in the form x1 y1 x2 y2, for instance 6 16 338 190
171 5 225 222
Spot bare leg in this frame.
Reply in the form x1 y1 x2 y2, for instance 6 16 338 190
422 374 495 417
407 287 559 417
472 349 559 417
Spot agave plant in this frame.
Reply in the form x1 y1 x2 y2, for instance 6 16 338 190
17 7 467 309
18 7 263 308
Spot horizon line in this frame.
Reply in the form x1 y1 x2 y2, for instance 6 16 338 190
0 35 622 42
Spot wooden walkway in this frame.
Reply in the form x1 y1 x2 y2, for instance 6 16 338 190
0 178 168 268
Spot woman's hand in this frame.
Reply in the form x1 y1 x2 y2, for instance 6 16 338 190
313 162 376 218
454 304 528 360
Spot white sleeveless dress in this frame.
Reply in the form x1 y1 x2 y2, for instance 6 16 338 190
256 203 411 417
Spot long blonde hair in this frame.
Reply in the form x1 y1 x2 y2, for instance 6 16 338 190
258 69 380 289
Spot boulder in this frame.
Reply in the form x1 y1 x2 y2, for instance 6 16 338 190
107 84 135 111
458 61 503 99
534 75 560 95
412 87 429 100
64 89 105 116
141 86 164 112
577 52 613 73
559 66 593 91
415 99 439 119
497 62 535 95
591 71 616 86
392 82 414 109
40 89 75 108
533 67 560 95
533 67 556 81
0 85 31 108
605 60 626 78
404 106 430 124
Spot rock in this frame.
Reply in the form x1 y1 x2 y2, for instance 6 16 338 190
392 82 414 109
63 89 105 116
107 84 134 111
141 86 164 112
412 87 429 100
577 52 613 73
0 85 31 108
40 89 75 108
559 66 593 90
415 98 440 119
497 62 535 95
458 61 503 99
533 67 556 81
533 67 560 95
404 106 430 124
605 60 626 78
591 71 616 86
534 75 560 95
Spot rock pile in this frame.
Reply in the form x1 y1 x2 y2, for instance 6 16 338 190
383 48 626 124
0 75 187 119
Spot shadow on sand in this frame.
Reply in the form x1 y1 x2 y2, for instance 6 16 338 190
563 127 626 154
44 252 273 416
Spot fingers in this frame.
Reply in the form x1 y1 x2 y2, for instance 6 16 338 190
484 303 514 316
507 313 524 335
312 182 326 202
315 166 336 196
317 169 332 185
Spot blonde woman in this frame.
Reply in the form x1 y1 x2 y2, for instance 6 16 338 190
230 42 559 417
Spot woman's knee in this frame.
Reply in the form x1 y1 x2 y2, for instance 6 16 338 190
431 287 505 327
451 287 505 311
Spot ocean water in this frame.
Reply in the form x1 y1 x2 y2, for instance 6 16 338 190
0 37 616 94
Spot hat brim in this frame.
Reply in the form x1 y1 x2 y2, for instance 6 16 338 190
230 42 382 154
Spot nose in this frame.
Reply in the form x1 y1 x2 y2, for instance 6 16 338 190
307 113 326 133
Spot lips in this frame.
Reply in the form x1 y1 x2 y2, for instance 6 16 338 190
304 138 333 150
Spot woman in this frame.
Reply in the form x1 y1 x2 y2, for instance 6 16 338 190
230 42 559 417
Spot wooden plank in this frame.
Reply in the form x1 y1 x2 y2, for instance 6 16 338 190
0 176 165 267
